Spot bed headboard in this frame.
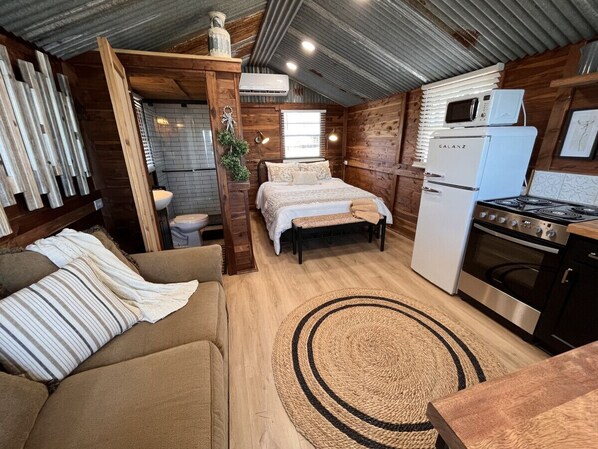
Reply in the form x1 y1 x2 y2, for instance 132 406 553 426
257 159 283 186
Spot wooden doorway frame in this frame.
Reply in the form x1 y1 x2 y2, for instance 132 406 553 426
97 36 162 252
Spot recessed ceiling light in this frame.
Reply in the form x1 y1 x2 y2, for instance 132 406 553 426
302 41 315 52
286 61 298 71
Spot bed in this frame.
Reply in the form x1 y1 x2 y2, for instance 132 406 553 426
256 160 393 254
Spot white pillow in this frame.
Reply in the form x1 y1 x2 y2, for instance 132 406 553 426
0 257 140 382
266 162 299 183
299 161 332 180
291 171 319 185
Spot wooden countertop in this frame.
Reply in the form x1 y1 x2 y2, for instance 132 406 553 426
427 342 598 449
568 219 598 241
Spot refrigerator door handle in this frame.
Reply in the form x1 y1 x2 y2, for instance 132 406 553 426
424 171 444 178
422 186 441 194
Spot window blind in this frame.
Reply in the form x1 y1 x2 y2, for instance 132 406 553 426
414 63 504 168
281 110 326 159
133 96 155 173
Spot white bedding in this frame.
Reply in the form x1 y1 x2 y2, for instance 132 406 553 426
256 178 393 254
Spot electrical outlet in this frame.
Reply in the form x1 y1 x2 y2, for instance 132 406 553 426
94 198 103 210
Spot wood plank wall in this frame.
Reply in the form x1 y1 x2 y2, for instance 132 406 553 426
0 31 104 248
345 92 424 238
345 42 598 239
69 58 145 253
241 103 345 207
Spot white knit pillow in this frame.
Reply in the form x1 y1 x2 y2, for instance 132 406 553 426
299 161 332 180
266 162 299 183
0 258 140 382
291 171 319 185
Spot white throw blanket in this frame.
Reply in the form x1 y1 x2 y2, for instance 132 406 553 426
27 229 198 323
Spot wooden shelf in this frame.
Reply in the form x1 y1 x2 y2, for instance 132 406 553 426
550 72 598 88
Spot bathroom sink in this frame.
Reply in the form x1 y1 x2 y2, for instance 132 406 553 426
152 190 173 211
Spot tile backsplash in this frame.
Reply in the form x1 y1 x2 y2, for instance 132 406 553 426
143 103 221 218
529 171 598 206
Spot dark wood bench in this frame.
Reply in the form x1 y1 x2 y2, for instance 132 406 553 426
291 213 386 264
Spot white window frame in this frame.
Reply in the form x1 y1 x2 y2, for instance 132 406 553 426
281 109 326 159
133 96 156 173
413 63 504 168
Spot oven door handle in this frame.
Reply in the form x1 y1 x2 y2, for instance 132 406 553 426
473 224 560 254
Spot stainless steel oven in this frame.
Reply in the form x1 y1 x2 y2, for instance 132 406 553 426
458 221 563 336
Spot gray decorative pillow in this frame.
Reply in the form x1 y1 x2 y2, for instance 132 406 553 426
0 257 140 382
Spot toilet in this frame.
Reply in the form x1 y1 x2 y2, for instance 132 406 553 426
169 214 210 248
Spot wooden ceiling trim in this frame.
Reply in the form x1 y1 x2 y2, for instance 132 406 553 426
167 11 264 60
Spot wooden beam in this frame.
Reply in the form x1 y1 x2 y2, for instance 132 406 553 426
70 49 242 74
390 93 408 213
345 159 424 180
550 72 598 89
0 201 96 248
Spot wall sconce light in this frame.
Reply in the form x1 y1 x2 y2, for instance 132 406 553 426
255 131 270 144
328 129 339 142
156 117 169 125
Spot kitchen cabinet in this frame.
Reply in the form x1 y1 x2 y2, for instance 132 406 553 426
535 235 598 354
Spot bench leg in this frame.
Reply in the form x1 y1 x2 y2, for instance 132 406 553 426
298 226 303 264
368 224 373 243
380 216 386 251
292 224 296 255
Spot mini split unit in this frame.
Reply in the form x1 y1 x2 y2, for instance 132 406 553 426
239 73 289 96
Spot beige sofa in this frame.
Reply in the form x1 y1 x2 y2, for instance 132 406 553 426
0 243 228 449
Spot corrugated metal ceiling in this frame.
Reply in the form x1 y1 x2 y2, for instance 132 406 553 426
0 0 266 59
268 0 598 105
1 0 598 106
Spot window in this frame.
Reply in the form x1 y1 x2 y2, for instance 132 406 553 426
414 63 504 167
281 110 326 159
133 96 155 173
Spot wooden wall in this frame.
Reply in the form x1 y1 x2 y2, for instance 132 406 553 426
69 57 145 253
344 42 598 239
241 103 345 207
0 31 103 248
345 92 424 238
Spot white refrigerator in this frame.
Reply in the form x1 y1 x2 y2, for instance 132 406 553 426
411 126 537 294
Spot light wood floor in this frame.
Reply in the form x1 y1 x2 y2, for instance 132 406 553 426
224 213 549 449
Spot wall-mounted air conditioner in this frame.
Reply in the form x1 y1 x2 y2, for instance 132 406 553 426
239 73 289 97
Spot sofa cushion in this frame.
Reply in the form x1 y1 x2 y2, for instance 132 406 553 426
0 258 140 382
0 372 48 449
0 250 58 294
25 341 227 449
73 281 227 373
86 226 140 274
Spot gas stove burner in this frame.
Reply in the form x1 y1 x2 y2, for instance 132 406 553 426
570 206 598 216
517 197 555 206
536 208 583 220
495 199 521 207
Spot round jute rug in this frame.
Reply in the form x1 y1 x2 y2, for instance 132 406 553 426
272 288 506 449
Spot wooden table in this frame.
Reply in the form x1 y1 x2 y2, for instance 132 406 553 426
427 342 598 449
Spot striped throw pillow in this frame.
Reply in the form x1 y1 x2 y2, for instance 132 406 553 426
0 257 139 382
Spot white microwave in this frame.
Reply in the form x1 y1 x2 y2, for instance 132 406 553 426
444 89 524 127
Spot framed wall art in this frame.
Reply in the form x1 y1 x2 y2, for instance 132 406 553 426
558 108 598 160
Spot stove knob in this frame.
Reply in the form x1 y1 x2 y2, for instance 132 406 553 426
488 214 496 221
479 211 488 218
546 229 557 239
510 220 518 227
535 227 543 236
497 216 507 224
